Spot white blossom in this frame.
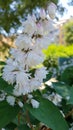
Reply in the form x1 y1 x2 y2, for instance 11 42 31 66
35 37 51 49
40 9 46 19
14 71 30 95
6 58 14 64
22 15 37 36
47 2 57 19
28 94 33 99
2 9 56 97
2 61 17 84
40 19 54 36
6 96 15 106
13 85 22 96
29 78 41 92
15 34 33 50
48 93 62 105
10 49 27 69
35 67 48 83
36 23 44 36
26 51 44 67
18 101 23 108
33 45 44 58
31 99 39 108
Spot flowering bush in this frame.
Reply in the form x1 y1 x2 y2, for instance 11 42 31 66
43 44 73 78
0 2 71 130
43 44 73 130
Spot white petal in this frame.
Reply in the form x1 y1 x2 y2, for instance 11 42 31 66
31 99 39 108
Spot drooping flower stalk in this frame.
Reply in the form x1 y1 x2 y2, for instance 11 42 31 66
2 4 57 107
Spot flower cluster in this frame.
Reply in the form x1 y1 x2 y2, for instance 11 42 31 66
2 2 57 107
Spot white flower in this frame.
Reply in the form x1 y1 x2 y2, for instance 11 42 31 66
35 67 48 83
32 14 36 22
33 45 44 57
16 71 30 86
40 9 46 19
36 23 44 36
6 58 14 64
10 48 27 68
22 15 37 36
6 96 15 106
26 51 44 67
47 2 57 19
29 78 41 92
15 34 33 50
2 12 56 97
40 19 54 36
36 37 50 49
2 60 17 84
48 93 62 105
28 94 33 99
2 59 25 85
14 71 30 95
31 99 39 108
13 84 22 96
18 101 23 107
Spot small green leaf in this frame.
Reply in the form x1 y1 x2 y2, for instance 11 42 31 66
52 82 70 99
43 72 52 82
0 76 13 94
52 0 58 4
18 124 31 130
0 61 6 66
26 97 69 130
0 101 20 128
61 66 73 86
68 86 73 104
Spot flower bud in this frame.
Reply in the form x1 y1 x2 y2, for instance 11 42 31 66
40 9 46 19
31 99 39 108
28 94 33 99
6 96 15 106
47 2 57 19
18 101 23 108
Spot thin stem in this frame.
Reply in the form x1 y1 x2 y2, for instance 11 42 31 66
40 125 52 130
18 112 21 125
65 109 73 119
26 110 34 130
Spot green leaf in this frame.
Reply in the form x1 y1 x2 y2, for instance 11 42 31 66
0 61 6 66
28 112 40 125
5 122 17 130
52 0 58 4
0 61 5 75
68 86 73 104
26 97 69 130
0 76 13 94
52 82 70 99
61 66 73 86
0 101 20 128
43 72 52 82
18 124 31 130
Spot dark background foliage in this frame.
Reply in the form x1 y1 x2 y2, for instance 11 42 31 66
0 0 72 35
0 0 58 34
